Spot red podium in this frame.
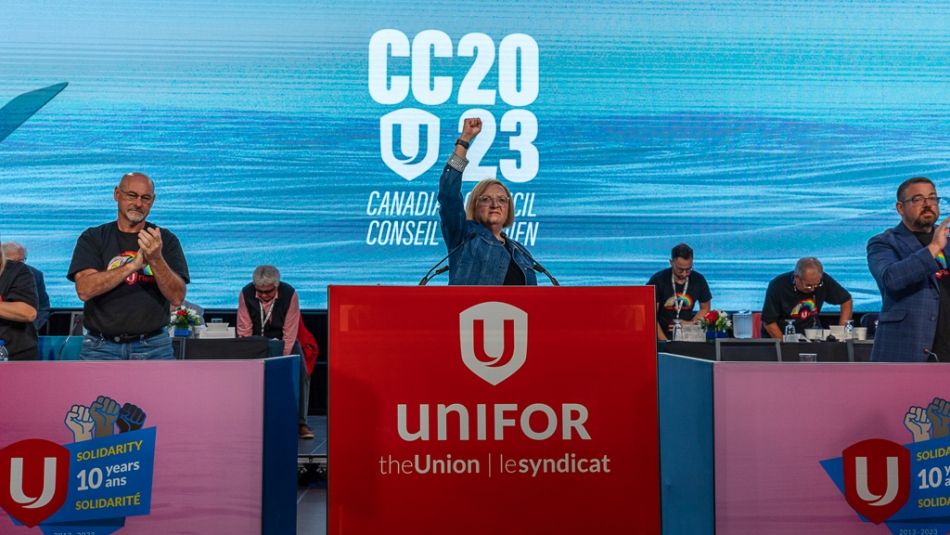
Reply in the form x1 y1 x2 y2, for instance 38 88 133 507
328 286 659 534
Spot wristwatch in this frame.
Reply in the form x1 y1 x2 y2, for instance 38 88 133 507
455 138 470 150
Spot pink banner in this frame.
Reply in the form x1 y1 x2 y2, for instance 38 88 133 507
0 361 266 534
715 363 950 534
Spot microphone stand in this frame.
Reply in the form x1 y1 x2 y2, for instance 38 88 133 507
419 233 476 285
419 265 450 286
532 261 560 286
419 232 559 286
509 240 560 286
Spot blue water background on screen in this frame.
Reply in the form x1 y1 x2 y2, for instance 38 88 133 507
1 1 948 310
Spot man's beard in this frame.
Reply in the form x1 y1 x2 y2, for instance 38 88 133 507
126 209 146 223
913 209 938 230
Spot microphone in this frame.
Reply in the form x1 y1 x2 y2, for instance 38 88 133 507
419 232 476 285
509 241 560 286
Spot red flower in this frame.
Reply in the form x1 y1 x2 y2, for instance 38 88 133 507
176 309 187 317
704 311 719 323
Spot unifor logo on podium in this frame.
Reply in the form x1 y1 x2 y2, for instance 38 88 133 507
458 301 528 386
329 285 659 535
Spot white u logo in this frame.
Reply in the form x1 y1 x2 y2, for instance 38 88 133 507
9 457 58 509
379 108 440 181
459 302 528 386
854 456 899 506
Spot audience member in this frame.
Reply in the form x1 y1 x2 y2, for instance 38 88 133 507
761 257 852 339
237 265 314 439
868 177 950 361
2 241 50 331
68 172 189 360
0 239 38 359
647 243 711 340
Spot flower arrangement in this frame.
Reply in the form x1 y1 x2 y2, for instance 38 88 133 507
169 306 202 329
699 310 732 332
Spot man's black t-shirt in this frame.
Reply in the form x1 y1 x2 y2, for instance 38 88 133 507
647 268 712 335
761 271 851 335
67 222 190 337
913 231 950 359
0 260 38 358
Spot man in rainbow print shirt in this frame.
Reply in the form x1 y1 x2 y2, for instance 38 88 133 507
761 257 852 339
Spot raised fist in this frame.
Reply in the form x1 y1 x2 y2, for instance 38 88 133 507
904 406 933 443
65 404 95 442
927 397 950 439
91 395 120 438
117 403 146 433
461 117 482 140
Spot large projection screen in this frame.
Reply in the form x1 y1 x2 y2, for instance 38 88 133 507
1 1 948 310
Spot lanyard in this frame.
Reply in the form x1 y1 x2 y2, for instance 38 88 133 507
672 271 689 320
258 297 277 337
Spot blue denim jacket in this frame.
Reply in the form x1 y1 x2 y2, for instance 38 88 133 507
438 157 537 286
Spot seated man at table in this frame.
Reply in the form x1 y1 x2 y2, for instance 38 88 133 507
647 243 712 340
236 265 313 439
761 257 853 339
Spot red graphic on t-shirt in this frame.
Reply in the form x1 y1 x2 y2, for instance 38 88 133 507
790 298 819 321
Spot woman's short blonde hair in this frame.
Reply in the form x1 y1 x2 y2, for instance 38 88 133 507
465 179 515 228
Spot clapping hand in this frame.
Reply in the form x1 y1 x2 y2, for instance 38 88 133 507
138 226 164 264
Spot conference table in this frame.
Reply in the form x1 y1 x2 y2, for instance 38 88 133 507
37 335 284 360
659 338 874 362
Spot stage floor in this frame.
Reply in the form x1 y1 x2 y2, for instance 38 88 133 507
298 415 327 534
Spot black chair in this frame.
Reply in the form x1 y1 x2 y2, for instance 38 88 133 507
715 339 781 361
860 313 879 339
68 312 84 336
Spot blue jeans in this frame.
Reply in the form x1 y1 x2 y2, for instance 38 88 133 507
80 331 175 360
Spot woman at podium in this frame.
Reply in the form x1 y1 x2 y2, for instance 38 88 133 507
437 117 538 286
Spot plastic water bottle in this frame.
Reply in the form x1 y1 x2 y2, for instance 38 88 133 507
0 339 8 362
783 319 798 343
844 319 854 340
671 319 683 341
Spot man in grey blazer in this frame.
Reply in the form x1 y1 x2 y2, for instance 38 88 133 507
867 177 950 362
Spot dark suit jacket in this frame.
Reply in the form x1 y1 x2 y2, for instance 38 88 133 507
867 223 947 361
26 264 50 331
